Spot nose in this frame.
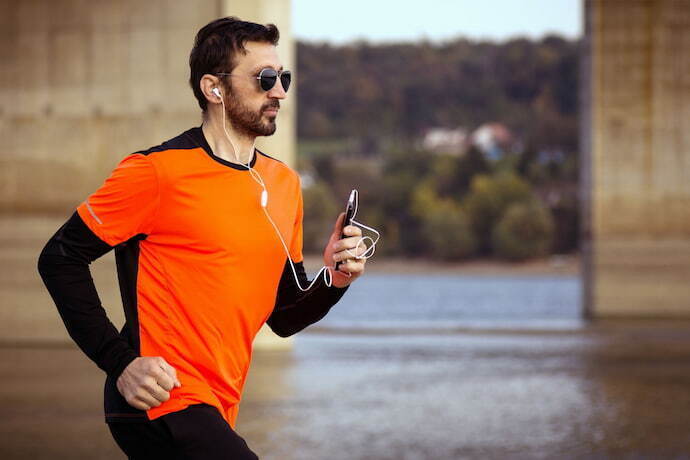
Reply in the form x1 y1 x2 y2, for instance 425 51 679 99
267 78 287 100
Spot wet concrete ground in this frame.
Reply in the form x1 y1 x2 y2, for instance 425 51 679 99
3 322 690 459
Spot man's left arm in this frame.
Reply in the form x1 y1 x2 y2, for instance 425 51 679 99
267 213 367 337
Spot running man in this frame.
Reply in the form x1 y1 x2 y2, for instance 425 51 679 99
38 17 367 459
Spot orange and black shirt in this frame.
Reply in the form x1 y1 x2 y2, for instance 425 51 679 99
38 126 347 427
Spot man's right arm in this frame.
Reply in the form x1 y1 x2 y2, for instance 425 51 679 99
38 210 180 410
37 153 180 410
37 211 138 379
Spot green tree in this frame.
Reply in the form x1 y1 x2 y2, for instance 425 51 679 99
457 147 490 193
297 36 578 148
492 201 555 260
422 201 476 260
462 172 533 254
302 181 338 254
377 148 434 255
411 184 476 259
430 147 490 199
430 154 460 198
550 194 579 253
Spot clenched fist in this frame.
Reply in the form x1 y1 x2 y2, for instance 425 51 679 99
116 356 182 411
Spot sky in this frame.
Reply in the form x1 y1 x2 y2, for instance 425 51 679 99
293 0 582 43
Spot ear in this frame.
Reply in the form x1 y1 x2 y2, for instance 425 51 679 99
200 74 222 106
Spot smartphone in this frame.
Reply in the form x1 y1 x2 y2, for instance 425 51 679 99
334 190 356 271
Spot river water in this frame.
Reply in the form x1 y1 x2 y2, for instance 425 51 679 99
234 273 690 459
312 273 582 331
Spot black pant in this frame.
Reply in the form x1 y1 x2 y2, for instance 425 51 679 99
107 404 259 460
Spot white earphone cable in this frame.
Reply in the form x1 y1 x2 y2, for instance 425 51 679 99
217 90 379 292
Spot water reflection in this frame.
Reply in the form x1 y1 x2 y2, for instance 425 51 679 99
240 327 690 459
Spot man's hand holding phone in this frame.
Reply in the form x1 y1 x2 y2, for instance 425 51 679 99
323 208 368 288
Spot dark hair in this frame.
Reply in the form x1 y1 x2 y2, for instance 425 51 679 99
189 17 280 111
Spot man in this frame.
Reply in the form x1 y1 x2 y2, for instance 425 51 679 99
37 17 366 459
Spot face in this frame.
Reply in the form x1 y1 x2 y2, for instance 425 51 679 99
222 41 287 137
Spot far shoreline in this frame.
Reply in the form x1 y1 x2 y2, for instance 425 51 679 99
303 253 580 276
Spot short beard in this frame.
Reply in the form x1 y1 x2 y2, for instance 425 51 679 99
224 88 279 137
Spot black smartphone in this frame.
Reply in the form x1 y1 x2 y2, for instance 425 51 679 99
334 190 356 271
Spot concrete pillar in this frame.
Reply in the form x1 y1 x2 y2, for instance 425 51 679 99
0 0 219 212
583 0 690 317
0 0 295 212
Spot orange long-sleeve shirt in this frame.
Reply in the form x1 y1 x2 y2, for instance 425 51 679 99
39 127 347 428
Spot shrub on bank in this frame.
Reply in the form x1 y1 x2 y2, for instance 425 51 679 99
463 172 533 254
492 200 554 260
302 181 339 253
422 201 477 260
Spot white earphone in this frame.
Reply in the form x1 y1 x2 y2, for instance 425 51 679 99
212 87 221 98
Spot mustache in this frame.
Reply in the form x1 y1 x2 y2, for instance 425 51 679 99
262 101 280 111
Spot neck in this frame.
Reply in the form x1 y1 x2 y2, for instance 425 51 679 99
202 110 256 165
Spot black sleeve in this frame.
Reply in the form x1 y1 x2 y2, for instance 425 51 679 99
266 259 349 337
37 211 138 379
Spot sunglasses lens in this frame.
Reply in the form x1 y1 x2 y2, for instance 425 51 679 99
258 69 291 92
259 69 278 91
280 71 291 92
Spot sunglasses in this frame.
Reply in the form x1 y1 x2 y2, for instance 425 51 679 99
216 68 292 92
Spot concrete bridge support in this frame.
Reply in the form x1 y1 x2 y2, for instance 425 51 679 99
582 0 690 317
0 0 295 213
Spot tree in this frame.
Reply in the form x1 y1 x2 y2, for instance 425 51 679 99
302 181 338 254
492 201 554 260
462 172 533 254
457 146 490 194
411 183 476 259
422 201 476 260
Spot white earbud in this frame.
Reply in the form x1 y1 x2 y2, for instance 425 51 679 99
212 87 221 98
